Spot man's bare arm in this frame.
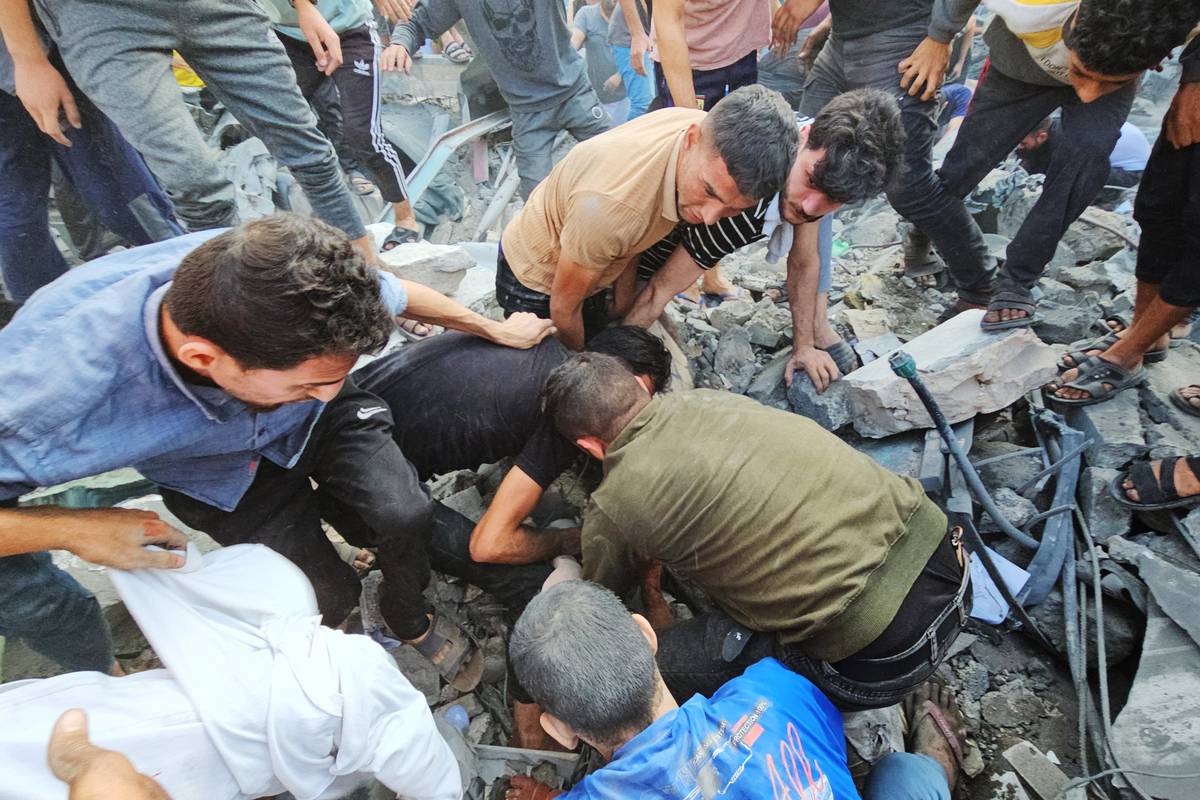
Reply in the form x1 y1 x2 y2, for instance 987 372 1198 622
548 257 604 351
653 0 697 108
622 245 704 327
0 0 80 145
400 280 556 348
783 221 839 391
617 0 650 76
0 507 187 568
469 468 580 564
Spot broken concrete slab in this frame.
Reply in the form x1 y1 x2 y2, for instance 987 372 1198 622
979 487 1038 534
745 350 790 410
706 298 755 332
1002 741 1070 800
744 300 792 349
713 327 758 394
377 241 475 295
1107 536 1200 647
1030 297 1100 344
843 310 1059 438
856 430 926 479
843 308 895 341
392 644 443 704
1078 467 1131 541
853 332 903 366
1025 587 1138 668
1064 389 1148 469
1061 208 1129 263
980 684 1043 728
1109 598 1200 800
787 374 851 431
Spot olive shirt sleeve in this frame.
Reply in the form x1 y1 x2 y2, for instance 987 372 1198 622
580 503 640 599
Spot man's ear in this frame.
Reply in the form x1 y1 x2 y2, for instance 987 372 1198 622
683 123 701 151
632 613 659 656
175 338 224 376
634 374 654 395
575 435 607 461
540 711 580 752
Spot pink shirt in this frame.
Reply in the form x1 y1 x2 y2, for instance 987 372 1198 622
651 0 771 71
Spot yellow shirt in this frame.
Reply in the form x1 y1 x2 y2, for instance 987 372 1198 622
500 107 703 296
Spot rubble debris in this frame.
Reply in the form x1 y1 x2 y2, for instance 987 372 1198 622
1077 467 1131 540
1064 390 1148 469
1060 209 1131 263
1025 588 1139 668
712 327 757 393
786 375 851 431
842 310 1058 438
1109 599 1200 800
978 488 1038 534
979 681 1043 729
377 241 476 295
1001 741 1070 800
706 298 755 332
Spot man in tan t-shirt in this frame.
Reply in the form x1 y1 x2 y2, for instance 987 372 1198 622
495 85 797 350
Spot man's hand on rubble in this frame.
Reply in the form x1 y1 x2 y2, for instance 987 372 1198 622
372 0 413 24
771 0 822 58
898 37 950 101
1165 81 1200 149
784 344 840 393
13 57 81 147
295 0 343 76
58 508 188 569
49 709 171 800
381 44 414 73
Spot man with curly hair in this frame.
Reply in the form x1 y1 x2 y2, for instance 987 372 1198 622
905 0 1200 332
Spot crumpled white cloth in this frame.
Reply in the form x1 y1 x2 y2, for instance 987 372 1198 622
0 544 461 800
760 193 793 266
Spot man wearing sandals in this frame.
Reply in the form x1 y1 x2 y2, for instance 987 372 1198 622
539 354 972 711
1048 35 1200 407
622 89 905 394
501 581 963 800
904 0 1198 332
0 215 554 688
263 0 423 250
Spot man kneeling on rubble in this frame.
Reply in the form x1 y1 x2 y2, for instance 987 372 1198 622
503 580 963 800
540 354 971 710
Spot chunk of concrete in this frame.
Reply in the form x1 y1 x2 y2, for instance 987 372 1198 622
843 310 1059 438
1002 741 1070 800
1078 467 1130 541
844 308 894 341
978 487 1038 534
392 645 442 704
1064 389 1148 469
1061 208 1129 263
707 298 755 332
1031 297 1100 344
745 350 790 410
787 375 851 431
713 327 757 394
378 241 475 295
745 300 792 349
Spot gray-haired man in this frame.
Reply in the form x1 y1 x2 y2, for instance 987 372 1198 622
495 85 798 350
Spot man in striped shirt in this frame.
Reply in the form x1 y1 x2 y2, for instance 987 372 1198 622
623 89 904 393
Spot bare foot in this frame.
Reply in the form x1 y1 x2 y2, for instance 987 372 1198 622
905 681 965 790
1119 456 1200 504
1177 384 1200 413
700 267 736 298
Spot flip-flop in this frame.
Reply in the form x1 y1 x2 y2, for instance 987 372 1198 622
980 289 1037 332
902 680 966 774
381 226 421 252
348 171 376 196
1109 455 1200 511
1170 385 1200 418
1046 356 1145 407
396 317 437 341
673 292 705 309
1098 313 1130 335
412 614 484 691
702 287 743 304
443 41 472 64
820 339 859 375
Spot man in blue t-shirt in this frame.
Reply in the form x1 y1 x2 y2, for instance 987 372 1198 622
506 581 960 799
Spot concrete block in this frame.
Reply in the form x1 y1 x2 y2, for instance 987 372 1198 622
979 487 1038 533
1031 297 1101 344
378 242 475 295
787 375 851 431
1061 208 1129 263
843 310 1059 438
856 431 926 479
714 327 757 394
442 486 486 523
745 350 790 410
844 308 894 340
707 298 756 332
1064 389 1148 469
1079 467 1131 541
1002 741 1070 800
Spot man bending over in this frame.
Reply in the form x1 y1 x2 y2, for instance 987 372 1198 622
540 354 970 710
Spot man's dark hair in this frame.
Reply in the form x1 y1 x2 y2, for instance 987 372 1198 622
166 213 394 370
510 581 658 748
541 352 648 442
1067 0 1198 76
586 326 671 393
806 89 905 204
706 85 799 200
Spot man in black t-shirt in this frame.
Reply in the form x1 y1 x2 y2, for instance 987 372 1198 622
351 325 672 570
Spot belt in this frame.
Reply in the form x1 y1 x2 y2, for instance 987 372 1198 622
832 526 972 682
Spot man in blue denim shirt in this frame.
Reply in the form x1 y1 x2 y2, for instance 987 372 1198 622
0 213 553 683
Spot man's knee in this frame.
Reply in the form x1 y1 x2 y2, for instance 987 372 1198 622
864 753 951 800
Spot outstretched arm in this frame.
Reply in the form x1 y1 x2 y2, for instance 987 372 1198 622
0 506 187 568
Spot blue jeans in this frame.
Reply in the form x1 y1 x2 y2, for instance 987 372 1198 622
0 80 180 301
864 753 951 800
0 549 114 674
612 45 654 120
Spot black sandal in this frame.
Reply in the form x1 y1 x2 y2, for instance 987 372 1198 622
1110 455 1200 511
981 288 1037 332
381 226 421 252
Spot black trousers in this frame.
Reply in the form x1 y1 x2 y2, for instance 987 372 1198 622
278 22 410 204
1133 135 1200 308
162 380 550 639
494 245 611 339
654 531 969 711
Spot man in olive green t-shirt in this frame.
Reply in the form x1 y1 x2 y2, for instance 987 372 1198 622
540 352 970 710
